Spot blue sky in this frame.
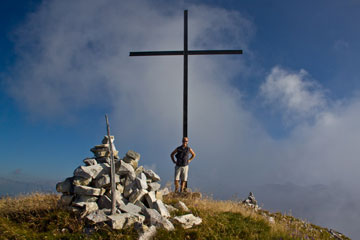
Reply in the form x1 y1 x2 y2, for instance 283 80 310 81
1 0 360 237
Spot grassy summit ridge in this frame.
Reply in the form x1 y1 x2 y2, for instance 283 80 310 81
0 193 350 240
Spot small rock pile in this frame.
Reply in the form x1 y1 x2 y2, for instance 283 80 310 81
242 192 260 211
56 136 202 239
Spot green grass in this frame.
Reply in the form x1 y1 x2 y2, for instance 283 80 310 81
0 193 350 240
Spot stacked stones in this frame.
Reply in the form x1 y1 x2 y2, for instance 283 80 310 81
56 136 201 238
242 192 260 211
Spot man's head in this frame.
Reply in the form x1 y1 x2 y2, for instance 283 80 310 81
182 137 189 147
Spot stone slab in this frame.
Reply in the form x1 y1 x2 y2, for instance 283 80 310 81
143 169 160 182
124 150 140 162
73 163 109 179
115 160 135 179
148 182 161 192
143 208 174 231
173 214 202 229
119 202 142 214
129 189 148 203
73 185 105 196
56 178 73 193
86 209 110 224
136 173 148 190
72 201 99 213
73 176 92 186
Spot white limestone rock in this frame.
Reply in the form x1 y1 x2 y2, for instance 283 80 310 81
108 214 127 229
115 160 136 179
83 158 97 166
119 202 142 214
136 173 148 190
173 214 202 229
59 195 73 206
73 202 99 213
94 174 120 188
143 169 160 182
95 157 111 164
73 185 105 196
144 191 157 209
86 209 110 224
129 189 148 203
134 200 147 211
124 213 145 228
148 182 161 192
174 201 190 212
97 195 112 209
75 195 98 203
116 183 124 193
143 208 174 231
56 178 73 193
73 163 109 179
165 204 177 213
153 200 170 218
124 150 140 162
73 176 92 186
138 225 157 240
135 166 144 176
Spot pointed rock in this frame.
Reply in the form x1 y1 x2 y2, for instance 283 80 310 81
148 182 161 192
143 169 160 182
115 160 136 179
174 201 190 212
136 173 148 189
144 191 157 209
153 200 170 218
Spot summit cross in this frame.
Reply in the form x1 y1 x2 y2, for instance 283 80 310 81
130 10 243 138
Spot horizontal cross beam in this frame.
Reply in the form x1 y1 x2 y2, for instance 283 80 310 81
129 50 243 56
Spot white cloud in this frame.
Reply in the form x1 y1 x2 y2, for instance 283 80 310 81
260 66 327 123
5 1 360 238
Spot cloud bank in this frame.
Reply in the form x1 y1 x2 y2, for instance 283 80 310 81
5 0 360 238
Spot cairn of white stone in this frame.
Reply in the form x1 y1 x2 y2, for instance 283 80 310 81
56 136 202 238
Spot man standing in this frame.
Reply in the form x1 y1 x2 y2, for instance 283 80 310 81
170 137 196 193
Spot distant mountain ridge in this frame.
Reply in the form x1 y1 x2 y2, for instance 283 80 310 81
0 176 57 197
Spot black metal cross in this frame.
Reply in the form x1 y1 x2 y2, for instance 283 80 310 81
130 10 242 138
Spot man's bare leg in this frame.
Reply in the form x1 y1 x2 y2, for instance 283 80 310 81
180 181 187 193
175 180 180 193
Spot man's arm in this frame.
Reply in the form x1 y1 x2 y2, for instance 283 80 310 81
188 148 196 163
170 149 177 164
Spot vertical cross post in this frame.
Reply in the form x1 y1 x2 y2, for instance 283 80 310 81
130 10 243 139
183 10 188 138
